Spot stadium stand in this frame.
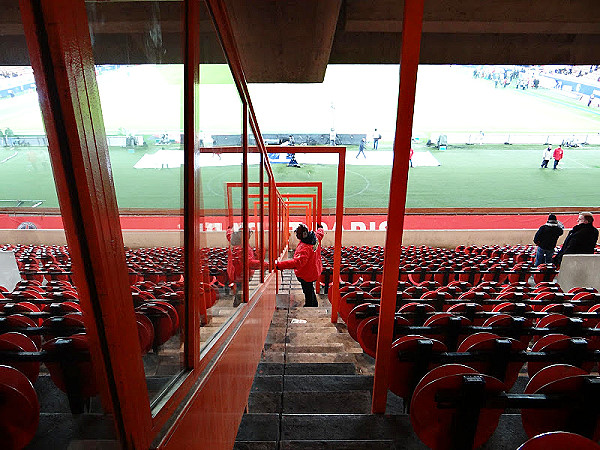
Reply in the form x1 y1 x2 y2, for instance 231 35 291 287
4 0 600 448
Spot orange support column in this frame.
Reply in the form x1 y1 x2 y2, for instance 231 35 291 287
183 0 205 356
372 0 425 413
20 0 152 446
259 153 265 281
330 149 346 323
243 106 250 303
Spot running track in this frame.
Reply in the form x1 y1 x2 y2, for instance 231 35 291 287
0 214 579 231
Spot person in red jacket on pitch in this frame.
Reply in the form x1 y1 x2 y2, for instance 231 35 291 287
553 146 563 170
276 223 324 307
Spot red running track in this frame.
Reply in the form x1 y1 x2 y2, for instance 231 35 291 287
0 213 579 231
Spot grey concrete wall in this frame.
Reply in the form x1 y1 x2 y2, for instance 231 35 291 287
556 255 600 292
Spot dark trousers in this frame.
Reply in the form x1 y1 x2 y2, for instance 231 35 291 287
553 159 560 169
298 276 318 307
541 159 549 168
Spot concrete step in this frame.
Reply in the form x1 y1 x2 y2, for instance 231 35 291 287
260 351 284 363
247 392 282 413
251 374 373 393
285 352 371 365
257 362 357 376
235 413 279 442
288 343 364 353
286 309 331 317
282 391 372 414
279 440 395 449
273 413 528 449
248 390 373 414
67 440 120 450
285 375 374 392
286 319 343 327
234 441 278 450
280 414 426 446
265 343 347 353
283 332 359 346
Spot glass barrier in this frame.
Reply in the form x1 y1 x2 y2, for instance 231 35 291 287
249 127 263 295
0 62 117 446
262 155 271 272
196 5 245 346
86 1 186 405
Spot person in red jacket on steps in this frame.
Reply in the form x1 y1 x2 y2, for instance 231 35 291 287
276 223 324 307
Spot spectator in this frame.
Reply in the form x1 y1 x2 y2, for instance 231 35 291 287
372 128 381 149
553 145 563 170
275 223 324 307
356 138 366 159
329 128 336 146
541 145 552 168
227 227 260 306
554 212 599 265
287 153 301 168
533 214 564 266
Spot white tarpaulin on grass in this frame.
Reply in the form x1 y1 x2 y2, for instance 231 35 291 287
134 150 440 168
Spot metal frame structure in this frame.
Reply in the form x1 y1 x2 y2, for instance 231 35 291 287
284 201 313 228
254 147 346 322
17 0 296 447
13 0 424 445
371 0 425 414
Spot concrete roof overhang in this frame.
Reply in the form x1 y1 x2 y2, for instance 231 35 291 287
1 0 599 82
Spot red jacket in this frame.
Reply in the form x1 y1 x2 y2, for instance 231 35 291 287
553 147 563 160
278 228 324 282
226 228 260 283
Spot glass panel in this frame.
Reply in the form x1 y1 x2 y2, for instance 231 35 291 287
86 1 185 404
263 161 271 270
0 63 117 445
249 125 263 295
196 3 245 347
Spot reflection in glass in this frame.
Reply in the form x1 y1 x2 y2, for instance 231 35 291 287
196 15 245 349
249 127 263 295
87 0 186 404
0 65 117 446
262 162 271 268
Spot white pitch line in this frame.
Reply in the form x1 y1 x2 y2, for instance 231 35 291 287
344 170 371 199
567 157 588 168
0 150 17 164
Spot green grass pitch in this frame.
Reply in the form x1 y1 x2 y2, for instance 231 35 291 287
1 143 599 209
1 65 600 210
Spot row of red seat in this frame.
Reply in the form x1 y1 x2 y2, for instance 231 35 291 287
323 244 600 448
2 244 240 288
0 277 189 448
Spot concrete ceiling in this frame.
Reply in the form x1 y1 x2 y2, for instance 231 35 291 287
1 1 599 82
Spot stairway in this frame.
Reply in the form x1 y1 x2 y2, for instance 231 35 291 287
234 271 527 449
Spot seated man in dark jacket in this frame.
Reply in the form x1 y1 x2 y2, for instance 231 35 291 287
533 214 564 266
554 212 599 265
